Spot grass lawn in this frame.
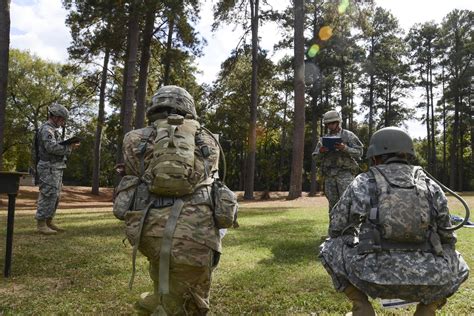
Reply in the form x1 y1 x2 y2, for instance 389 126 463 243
0 195 473 314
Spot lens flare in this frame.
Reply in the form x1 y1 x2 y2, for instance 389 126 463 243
308 44 320 57
338 0 349 14
319 26 333 41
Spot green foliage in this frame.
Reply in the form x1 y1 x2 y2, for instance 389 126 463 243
1 196 473 314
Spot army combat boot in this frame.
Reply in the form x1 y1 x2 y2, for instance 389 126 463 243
46 218 65 232
343 284 376 316
37 220 57 235
414 298 447 316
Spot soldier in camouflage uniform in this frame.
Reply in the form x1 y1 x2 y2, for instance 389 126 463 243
35 104 80 235
319 127 469 316
312 110 363 212
117 86 223 315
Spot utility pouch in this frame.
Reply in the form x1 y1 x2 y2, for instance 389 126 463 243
212 180 239 229
113 175 140 220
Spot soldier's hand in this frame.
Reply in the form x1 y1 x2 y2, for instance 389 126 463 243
334 142 346 151
319 146 329 153
71 143 81 150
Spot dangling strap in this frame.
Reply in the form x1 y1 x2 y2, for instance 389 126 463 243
129 201 154 289
159 199 185 295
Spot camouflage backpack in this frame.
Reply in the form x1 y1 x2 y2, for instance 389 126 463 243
358 166 434 253
144 114 201 197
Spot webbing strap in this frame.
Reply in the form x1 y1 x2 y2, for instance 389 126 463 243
129 201 154 290
159 199 184 295
368 172 378 222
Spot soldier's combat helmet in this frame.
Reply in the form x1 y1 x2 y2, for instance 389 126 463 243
147 85 197 119
366 127 415 158
322 110 341 124
48 103 69 119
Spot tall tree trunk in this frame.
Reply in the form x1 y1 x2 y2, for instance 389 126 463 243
458 108 464 190
425 68 431 172
163 15 175 86
136 3 156 128
243 0 259 200
278 89 288 191
368 36 375 138
91 48 110 195
340 64 347 128
449 95 459 189
288 0 305 200
118 0 140 164
428 49 436 176
309 87 319 196
0 0 10 170
442 66 447 184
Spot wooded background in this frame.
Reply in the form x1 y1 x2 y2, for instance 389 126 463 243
0 0 472 199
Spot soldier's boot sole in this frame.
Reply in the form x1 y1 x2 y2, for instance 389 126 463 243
136 292 160 313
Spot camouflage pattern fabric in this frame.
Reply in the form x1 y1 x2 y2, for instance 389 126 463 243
324 170 354 212
35 121 72 220
319 163 469 304
313 128 363 211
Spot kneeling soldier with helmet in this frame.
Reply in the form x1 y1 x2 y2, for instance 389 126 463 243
319 127 469 315
114 85 237 315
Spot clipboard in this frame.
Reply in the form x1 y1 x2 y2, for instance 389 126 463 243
59 136 81 145
322 136 342 151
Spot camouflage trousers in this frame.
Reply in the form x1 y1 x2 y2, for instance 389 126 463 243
324 170 354 212
35 165 63 220
138 236 216 315
319 236 470 304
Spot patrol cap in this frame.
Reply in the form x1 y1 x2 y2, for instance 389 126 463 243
367 127 415 158
323 110 341 124
49 103 69 119
147 85 197 119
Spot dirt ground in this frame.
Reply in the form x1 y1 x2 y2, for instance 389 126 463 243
1 186 471 211
0 186 328 210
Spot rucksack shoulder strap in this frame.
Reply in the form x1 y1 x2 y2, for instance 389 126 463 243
368 168 380 223
138 127 155 178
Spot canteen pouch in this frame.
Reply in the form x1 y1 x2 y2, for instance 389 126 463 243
212 180 239 229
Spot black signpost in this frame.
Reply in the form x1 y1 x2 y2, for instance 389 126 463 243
0 171 27 277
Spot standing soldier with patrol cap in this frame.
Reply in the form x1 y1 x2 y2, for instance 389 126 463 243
319 127 469 315
312 110 363 212
34 103 80 235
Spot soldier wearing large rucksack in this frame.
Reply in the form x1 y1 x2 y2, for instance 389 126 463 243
319 127 469 316
113 85 237 315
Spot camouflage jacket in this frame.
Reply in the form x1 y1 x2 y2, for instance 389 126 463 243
37 121 72 169
121 124 222 251
313 128 363 176
329 162 456 245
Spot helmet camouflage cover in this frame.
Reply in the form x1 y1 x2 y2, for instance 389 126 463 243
322 110 341 124
147 85 197 119
366 127 415 158
48 103 69 119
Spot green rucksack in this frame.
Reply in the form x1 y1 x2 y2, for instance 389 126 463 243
144 114 200 197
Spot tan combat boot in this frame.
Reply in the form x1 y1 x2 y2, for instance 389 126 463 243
343 284 376 316
37 220 57 235
414 298 447 316
46 218 65 232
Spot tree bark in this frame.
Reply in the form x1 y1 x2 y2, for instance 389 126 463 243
91 48 110 195
135 2 156 129
288 0 305 200
243 0 259 200
0 0 10 169
163 15 175 86
118 0 140 164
